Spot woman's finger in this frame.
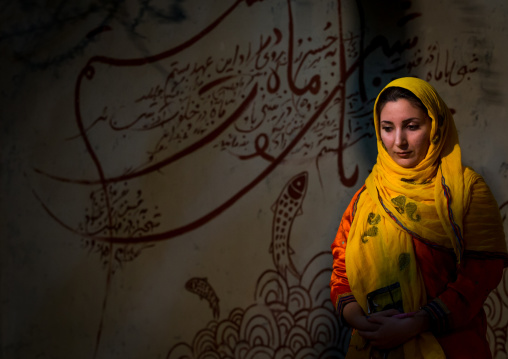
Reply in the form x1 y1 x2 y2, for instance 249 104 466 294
357 330 375 340
369 309 401 317
366 316 386 324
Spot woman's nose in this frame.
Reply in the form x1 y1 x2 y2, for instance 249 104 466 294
395 129 408 147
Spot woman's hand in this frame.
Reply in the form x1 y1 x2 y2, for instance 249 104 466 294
342 302 380 331
357 309 430 350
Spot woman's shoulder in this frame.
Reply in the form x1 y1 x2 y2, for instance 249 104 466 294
353 184 367 197
341 184 368 205
462 165 500 211
462 165 480 178
338 185 367 222
462 165 486 188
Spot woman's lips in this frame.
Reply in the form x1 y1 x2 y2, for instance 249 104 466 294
395 151 412 158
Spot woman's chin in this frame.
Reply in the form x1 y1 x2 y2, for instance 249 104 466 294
391 157 418 169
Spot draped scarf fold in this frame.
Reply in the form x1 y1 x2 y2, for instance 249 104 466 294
345 77 507 359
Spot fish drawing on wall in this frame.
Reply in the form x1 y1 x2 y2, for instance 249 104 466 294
270 172 308 280
185 277 220 320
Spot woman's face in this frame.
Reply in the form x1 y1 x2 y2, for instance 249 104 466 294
379 99 432 168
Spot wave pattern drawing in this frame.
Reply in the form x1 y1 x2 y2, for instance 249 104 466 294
485 200 508 359
170 255 349 358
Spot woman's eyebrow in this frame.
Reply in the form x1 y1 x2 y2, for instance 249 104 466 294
401 117 423 124
380 118 422 125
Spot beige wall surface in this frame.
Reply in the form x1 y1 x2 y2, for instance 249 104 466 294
1 0 508 358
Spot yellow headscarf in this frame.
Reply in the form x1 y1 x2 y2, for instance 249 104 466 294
345 77 507 359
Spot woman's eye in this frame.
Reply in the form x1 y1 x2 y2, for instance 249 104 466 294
407 125 419 131
382 127 393 132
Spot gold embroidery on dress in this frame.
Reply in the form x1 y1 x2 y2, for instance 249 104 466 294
367 213 381 225
400 178 432 185
391 196 421 222
391 195 406 214
361 212 381 243
398 253 411 271
405 202 421 222
361 226 378 243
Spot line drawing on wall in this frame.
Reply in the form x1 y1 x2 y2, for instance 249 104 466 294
23 0 504 357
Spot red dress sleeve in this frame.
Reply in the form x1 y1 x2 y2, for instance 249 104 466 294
415 242 503 334
330 186 366 315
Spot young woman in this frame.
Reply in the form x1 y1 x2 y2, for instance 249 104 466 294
330 77 508 358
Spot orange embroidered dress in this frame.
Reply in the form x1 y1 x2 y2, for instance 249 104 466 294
330 78 508 358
